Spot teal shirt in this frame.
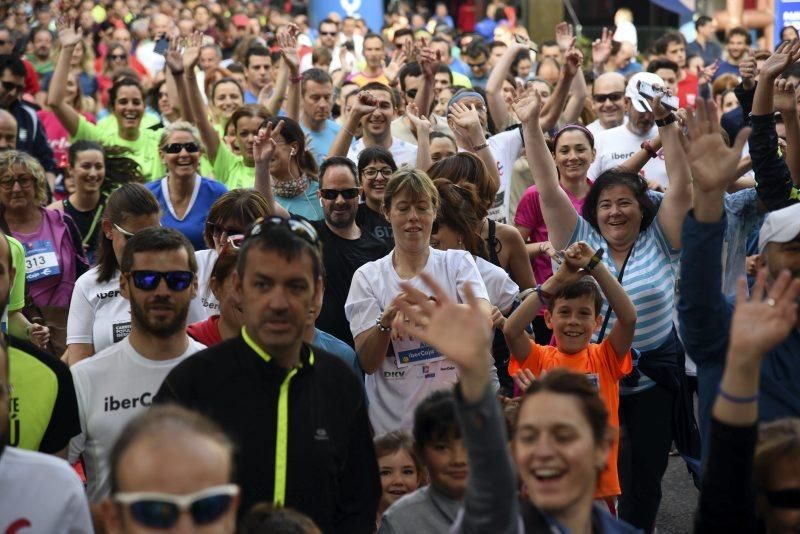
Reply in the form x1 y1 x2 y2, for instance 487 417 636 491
275 180 323 221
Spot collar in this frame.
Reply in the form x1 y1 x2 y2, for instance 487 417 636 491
240 327 316 368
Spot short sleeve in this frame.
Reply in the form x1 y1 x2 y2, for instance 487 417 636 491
514 186 541 230
598 339 633 380
567 216 603 248
451 251 489 303
648 216 681 258
211 143 240 189
66 276 94 345
8 236 25 312
72 115 101 143
344 266 384 339
507 341 544 375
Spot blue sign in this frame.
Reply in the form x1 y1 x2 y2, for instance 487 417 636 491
309 0 384 35
776 0 800 46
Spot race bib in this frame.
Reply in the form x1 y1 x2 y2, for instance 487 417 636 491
392 338 445 368
24 240 61 282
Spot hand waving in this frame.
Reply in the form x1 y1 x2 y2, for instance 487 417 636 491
165 35 185 74
555 22 575 52
406 102 432 133
447 101 481 134
563 47 584 77
253 120 284 164
512 86 543 125
182 31 203 71
759 39 800 81
278 24 301 73
55 9 82 48
592 27 614 66
773 78 797 115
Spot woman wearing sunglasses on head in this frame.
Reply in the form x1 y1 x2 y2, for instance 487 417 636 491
145 122 228 251
64 184 161 365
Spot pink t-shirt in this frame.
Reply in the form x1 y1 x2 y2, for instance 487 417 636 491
38 110 95 168
514 181 590 285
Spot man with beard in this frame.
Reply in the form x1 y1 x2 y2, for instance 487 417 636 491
312 157 389 347
68 227 204 502
589 71 669 190
155 216 379 531
300 69 340 167
714 27 751 80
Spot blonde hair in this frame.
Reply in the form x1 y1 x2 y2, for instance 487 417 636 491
382 168 440 212
0 150 48 205
158 121 206 153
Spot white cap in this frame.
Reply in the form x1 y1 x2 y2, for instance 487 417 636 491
758 203 800 254
624 72 666 113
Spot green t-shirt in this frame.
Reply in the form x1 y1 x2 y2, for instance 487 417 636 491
212 141 255 189
74 116 165 181
95 113 161 136
8 236 24 313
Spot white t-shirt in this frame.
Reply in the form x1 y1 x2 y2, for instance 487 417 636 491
347 137 417 170
345 248 495 434
475 257 519 314
68 337 206 501
586 116 629 138
192 248 219 319
588 123 668 188
0 446 92 533
67 265 214 353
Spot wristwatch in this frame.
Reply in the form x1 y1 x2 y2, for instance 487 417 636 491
534 284 553 306
655 113 677 127
586 248 605 271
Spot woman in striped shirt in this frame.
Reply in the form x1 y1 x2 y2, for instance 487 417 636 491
515 87 693 531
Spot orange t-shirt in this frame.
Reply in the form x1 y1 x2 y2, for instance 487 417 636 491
509 339 632 498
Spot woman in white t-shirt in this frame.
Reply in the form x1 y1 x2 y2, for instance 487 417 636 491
345 169 497 434
64 183 161 365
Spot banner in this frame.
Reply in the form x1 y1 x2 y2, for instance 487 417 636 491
649 0 695 17
776 0 800 46
309 0 384 35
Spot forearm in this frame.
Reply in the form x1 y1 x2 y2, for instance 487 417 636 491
752 74 776 115
7 311 31 341
186 68 220 160
171 71 194 123
750 114 796 209
783 113 800 185
265 60 289 117
415 74 435 117
355 330 391 374
487 45 525 128
714 357 760 425
561 71 588 124
540 71 574 132
659 123 693 249
415 127 432 171
616 143 659 175
328 117 357 157
592 263 636 325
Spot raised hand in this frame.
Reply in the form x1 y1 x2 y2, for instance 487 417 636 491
165 34 185 74
680 98 751 193
697 60 720 85
278 24 300 73
406 102 432 132
182 31 203 71
447 101 481 133
55 8 82 48
350 90 378 121
759 39 800 81
592 27 614 67
555 21 575 52
512 87 543 124
739 56 758 89
419 46 442 79
563 47 584 77
384 48 408 86
253 120 284 164
651 94 673 121
773 78 796 115
728 269 800 360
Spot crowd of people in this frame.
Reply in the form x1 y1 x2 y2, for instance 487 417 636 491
0 0 799 532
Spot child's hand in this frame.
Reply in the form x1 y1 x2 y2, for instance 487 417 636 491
490 306 506 330
562 241 598 269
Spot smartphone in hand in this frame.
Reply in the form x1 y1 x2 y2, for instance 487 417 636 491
154 36 169 56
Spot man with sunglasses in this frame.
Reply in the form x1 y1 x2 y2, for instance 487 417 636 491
100 405 239 533
155 216 380 531
586 72 627 137
313 157 389 347
69 227 205 502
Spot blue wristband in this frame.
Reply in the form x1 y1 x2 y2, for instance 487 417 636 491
718 386 758 404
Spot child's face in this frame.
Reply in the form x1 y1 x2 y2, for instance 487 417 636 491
420 437 468 500
544 294 602 355
378 449 421 510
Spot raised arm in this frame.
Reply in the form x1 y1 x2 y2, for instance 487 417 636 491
615 135 661 177
561 59 589 124
539 47 582 132
265 24 300 120
416 42 440 118
406 103 432 171
253 121 290 218
180 35 221 162
753 40 800 116
590 27 614 78
514 88 577 249
328 91 377 157
164 33 199 124
447 102 500 188
486 41 528 130
773 78 800 186
47 13 83 136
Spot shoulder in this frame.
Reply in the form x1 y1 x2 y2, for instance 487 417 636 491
167 337 242 379
0 447 83 486
9 336 69 379
201 178 228 194
7 234 24 258
383 487 433 517
354 252 391 276
74 265 106 290
71 340 125 376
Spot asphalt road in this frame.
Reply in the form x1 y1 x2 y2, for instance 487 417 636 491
654 455 700 534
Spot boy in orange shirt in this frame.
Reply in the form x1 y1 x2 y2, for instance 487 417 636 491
503 241 636 504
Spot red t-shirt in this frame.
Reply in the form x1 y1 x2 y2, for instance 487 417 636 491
678 71 699 109
187 315 222 347
509 339 632 497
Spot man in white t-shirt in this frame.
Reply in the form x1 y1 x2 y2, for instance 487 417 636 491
328 82 418 169
589 71 669 189
0 341 92 533
69 227 206 502
586 72 627 137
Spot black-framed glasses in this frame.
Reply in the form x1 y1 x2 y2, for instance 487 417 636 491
362 167 393 179
592 92 624 104
114 484 239 528
319 188 359 200
163 142 200 154
126 270 195 291
1 80 24 93
246 216 319 245
207 222 245 238
0 174 34 190
0 40 9 47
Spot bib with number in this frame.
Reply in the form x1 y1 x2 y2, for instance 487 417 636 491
392 338 445 368
24 240 61 283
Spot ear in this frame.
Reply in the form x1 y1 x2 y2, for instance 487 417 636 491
119 271 130 300
313 276 323 309
590 147 596 164
543 309 554 330
101 218 113 240
595 425 615 471
189 272 198 300
593 313 602 331
208 275 221 300
100 498 123 534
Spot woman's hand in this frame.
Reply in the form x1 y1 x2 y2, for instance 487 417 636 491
697 60 720 85
447 102 482 136
28 323 50 349
490 305 506 330
555 22 575 52
591 27 614 67
55 9 82 48
165 35 185 74
278 23 301 74
182 31 203 71
512 86 543 125
253 120 284 164
759 39 800 81
384 48 408 87
773 78 796 116
406 103 432 133
563 47 584 78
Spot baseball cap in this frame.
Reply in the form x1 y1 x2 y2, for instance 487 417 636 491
758 203 800 254
232 14 250 28
624 72 666 113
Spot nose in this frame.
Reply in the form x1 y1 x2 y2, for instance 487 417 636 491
10 179 21 191
450 441 468 467
268 286 290 311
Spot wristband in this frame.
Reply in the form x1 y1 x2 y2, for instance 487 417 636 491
343 125 356 138
641 140 658 159
718 386 758 404
170 70 185 76
376 317 391 333
586 248 605 271
655 113 676 127
472 142 489 151
534 284 553 306
517 287 535 301
290 74 303 84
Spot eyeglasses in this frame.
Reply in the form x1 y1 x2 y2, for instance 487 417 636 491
592 92 624 104
126 270 195 291
113 223 136 239
319 188 360 200
766 488 800 509
0 175 35 190
163 142 200 154
362 167 393 179
110 54 127 61
207 222 245 238
114 484 239 528
246 216 320 245
1 80 24 94
467 61 486 70
406 88 418 99
319 31 337 37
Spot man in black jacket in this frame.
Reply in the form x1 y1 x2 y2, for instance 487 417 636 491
155 216 379 532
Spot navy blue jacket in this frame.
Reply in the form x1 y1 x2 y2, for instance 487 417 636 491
8 100 55 174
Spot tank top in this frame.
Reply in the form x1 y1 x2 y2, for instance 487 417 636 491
63 197 104 263
485 219 502 268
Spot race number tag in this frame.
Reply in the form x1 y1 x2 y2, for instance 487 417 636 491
24 240 60 282
392 338 445 368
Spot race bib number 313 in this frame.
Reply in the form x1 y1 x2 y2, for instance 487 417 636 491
24 240 61 282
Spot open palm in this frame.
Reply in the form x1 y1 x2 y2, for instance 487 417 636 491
760 39 800 80
513 88 543 124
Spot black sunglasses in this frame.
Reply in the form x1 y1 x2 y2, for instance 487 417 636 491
320 31 337 36
406 88 418 99
110 54 127 60
319 188 359 200
126 270 194 291
207 221 245 237
163 142 200 154
592 92 624 103
766 488 800 509
1 80 23 93
246 216 319 245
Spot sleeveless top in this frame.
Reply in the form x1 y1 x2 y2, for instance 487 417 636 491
63 197 104 263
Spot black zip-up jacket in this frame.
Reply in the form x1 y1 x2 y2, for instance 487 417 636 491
154 335 380 533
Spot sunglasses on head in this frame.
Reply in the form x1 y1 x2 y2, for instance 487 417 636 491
126 270 194 291
163 142 200 154
766 488 800 509
1 80 24 93
114 223 136 239
223 234 245 251
246 216 320 245
592 92 624 103
114 484 239 529
319 188 359 200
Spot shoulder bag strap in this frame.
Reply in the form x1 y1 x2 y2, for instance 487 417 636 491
596 244 634 343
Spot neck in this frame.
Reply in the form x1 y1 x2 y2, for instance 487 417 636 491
4 206 40 226
246 325 303 369
118 126 138 141
217 314 239 341
625 122 649 137
548 496 595 534
127 327 190 361
365 64 383 76
608 240 635 267
392 246 430 279
301 113 324 132
560 175 590 197
168 173 196 199
364 129 392 149
696 34 707 45
326 219 360 239
247 81 262 96
365 196 382 213
70 189 101 210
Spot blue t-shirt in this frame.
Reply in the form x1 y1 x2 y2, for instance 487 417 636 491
313 328 363 378
243 90 258 104
302 119 341 167
276 180 324 221
146 175 228 251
